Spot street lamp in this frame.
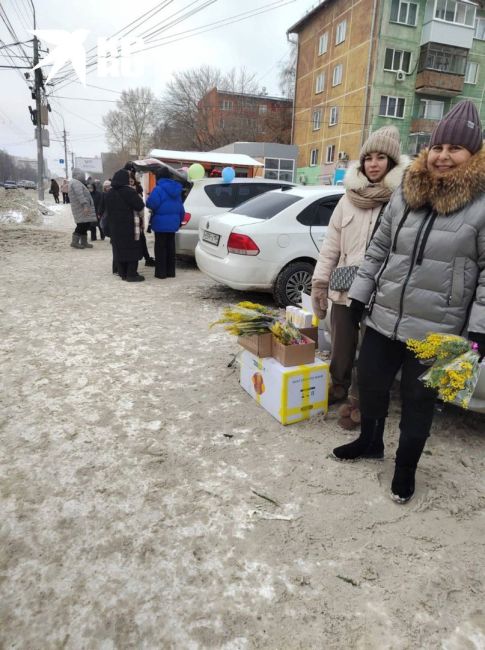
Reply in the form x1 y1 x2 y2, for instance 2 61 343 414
50 107 69 179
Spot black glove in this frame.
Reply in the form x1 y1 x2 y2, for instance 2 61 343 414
349 299 366 327
146 225 152 234
469 332 485 360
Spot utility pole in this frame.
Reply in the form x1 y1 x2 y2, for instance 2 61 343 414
71 151 75 175
31 2 44 200
63 129 68 179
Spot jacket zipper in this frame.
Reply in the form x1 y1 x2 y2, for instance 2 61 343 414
392 212 432 340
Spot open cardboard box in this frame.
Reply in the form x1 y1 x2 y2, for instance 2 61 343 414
237 332 273 358
271 334 315 367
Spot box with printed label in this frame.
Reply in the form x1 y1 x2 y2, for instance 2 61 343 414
239 350 329 425
237 332 273 358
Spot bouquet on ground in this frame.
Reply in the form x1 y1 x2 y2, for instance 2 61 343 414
407 333 480 408
211 301 307 345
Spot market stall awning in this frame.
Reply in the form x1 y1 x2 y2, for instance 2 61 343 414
148 149 264 168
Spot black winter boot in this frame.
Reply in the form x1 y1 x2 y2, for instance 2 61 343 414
331 417 385 461
390 431 428 504
391 467 416 503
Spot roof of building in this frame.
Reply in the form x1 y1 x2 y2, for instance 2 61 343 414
207 88 292 103
287 0 332 34
148 149 264 167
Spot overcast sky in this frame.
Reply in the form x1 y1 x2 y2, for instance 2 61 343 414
0 0 312 177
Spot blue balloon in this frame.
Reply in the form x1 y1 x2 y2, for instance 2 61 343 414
222 167 235 183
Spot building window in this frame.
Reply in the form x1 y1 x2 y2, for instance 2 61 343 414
312 109 322 130
384 48 411 72
326 145 335 163
315 72 325 94
310 149 319 166
329 106 339 126
476 17 485 40
418 99 444 120
418 43 467 75
390 0 418 26
264 157 294 182
258 104 268 114
318 32 328 55
465 61 479 84
335 20 347 44
332 64 343 86
379 95 405 118
221 99 233 111
435 0 476 27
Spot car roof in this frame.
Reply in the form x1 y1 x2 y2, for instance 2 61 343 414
192 177 295 187
278 185 344 197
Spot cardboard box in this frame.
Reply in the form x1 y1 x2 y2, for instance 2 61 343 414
271 335 315 367
240 350 329 425
237 332 273 358
298 326 318 344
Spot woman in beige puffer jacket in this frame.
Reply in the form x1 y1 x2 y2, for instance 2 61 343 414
311 126 409 427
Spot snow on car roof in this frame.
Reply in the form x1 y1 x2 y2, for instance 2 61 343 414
148 149 264 167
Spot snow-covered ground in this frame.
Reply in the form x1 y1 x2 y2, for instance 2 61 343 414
1 192 485 649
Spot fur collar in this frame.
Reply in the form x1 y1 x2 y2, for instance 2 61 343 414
403 148 485 215
344 155 410 192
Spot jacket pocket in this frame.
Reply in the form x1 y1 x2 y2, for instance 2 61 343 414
448 257 465 307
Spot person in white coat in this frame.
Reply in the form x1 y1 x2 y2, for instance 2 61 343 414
311 127 409 427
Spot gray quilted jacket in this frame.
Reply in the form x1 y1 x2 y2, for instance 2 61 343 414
68 178 96 224
348 149 485 342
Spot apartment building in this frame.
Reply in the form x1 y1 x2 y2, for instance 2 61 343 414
197 88 293 147
288 0 485 184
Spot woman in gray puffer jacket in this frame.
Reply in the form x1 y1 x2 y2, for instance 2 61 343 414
333 100 485 504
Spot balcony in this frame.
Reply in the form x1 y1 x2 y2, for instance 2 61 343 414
415 69 464 96
410 118 438 135
421 19 474 50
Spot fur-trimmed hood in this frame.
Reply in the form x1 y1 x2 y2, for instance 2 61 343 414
344 155 410 192
403 148 485 215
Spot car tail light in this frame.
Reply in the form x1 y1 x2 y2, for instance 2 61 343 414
227 232 260 256
181 212 191 226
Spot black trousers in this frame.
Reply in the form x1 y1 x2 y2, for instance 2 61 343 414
358 327 436 467
74 222 90 235
117 261 138 279
140 231 151 260
154 232 176 278
62 192 70 204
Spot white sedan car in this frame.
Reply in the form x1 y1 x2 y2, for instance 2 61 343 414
195 186 344 306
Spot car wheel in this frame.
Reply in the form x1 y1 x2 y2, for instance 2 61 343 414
273 261 315 307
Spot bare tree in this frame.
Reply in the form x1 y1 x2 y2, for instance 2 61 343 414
278 41 297 99
102 87 160 158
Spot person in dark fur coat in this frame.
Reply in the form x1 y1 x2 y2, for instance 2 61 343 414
333 100 485 504
104 169 146 282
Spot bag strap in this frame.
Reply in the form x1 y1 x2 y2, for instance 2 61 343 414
368 203 387 245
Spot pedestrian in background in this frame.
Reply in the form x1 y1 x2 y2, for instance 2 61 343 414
60 178 69 204
311 127 409 429
49 178 60 204
146 166 185 279
336 100 485 504
87 182 104 241
68 169 97 249
105 169 146 282
128 171 155 267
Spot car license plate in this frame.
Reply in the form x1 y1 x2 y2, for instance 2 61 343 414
202 230 220 246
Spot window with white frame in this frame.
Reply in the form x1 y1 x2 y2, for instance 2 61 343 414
332 64 343 86
221 99 233 111
318 32 328 55
379 95 405 118
465 61 479 83
435 0 476 27
384 48 411 72
390 0 418 26
329 106 339 126
335 20 347 44
326 145 335 163
264 157 295 182
312 109 322 130
258 104 268 114
315 72 325 94
476 17 485 40
310 149 319 166
418 99 445 120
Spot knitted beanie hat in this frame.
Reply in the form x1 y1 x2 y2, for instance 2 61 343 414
360 126 401 166
429 100 482 154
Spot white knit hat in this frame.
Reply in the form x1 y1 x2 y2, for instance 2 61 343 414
360 126 401 166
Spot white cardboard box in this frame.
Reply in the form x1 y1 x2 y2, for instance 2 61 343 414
239 350 329 425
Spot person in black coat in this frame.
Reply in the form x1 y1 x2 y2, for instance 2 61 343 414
49 179 60 203
87 182 104 240
104 169 146 282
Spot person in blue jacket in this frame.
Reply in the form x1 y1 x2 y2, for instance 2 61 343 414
146 166 185 279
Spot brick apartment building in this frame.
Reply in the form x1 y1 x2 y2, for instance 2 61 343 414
288 0 485 184
196 88 293 148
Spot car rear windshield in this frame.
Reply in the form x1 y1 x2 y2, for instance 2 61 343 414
230 192 302 220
